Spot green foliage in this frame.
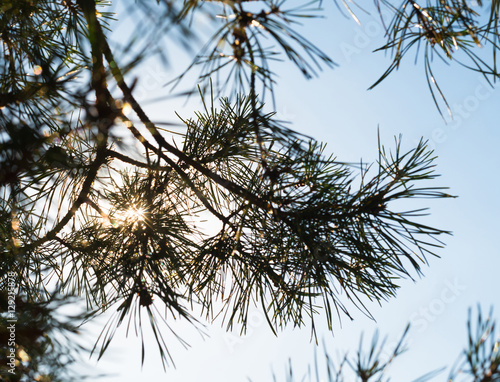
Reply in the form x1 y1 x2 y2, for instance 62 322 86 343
1 0 498 375
270 307 499 382
448 307 500 381
0 292 92 382
370 0 500 117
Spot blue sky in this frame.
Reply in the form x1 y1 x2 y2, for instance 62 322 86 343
77 1 500 380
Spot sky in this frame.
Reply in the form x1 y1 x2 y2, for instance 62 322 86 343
74 1 500 380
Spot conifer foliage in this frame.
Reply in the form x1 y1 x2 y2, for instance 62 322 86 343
1 0 498 378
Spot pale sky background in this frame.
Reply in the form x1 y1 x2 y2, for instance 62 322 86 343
74 1 500 380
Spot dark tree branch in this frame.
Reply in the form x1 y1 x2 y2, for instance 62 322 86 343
106 149 171 171
22 0 114 252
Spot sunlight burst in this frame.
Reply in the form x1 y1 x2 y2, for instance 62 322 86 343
114 205 147 230
123 206 146 223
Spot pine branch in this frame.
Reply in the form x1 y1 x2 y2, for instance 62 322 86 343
21 0 114 252
106 149 170 171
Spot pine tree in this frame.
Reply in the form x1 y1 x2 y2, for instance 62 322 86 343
1 0 499 378
270 306 500 382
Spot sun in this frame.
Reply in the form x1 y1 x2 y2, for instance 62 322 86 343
120 205 146 227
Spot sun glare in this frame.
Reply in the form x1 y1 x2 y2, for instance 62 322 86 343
120 205 146 226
